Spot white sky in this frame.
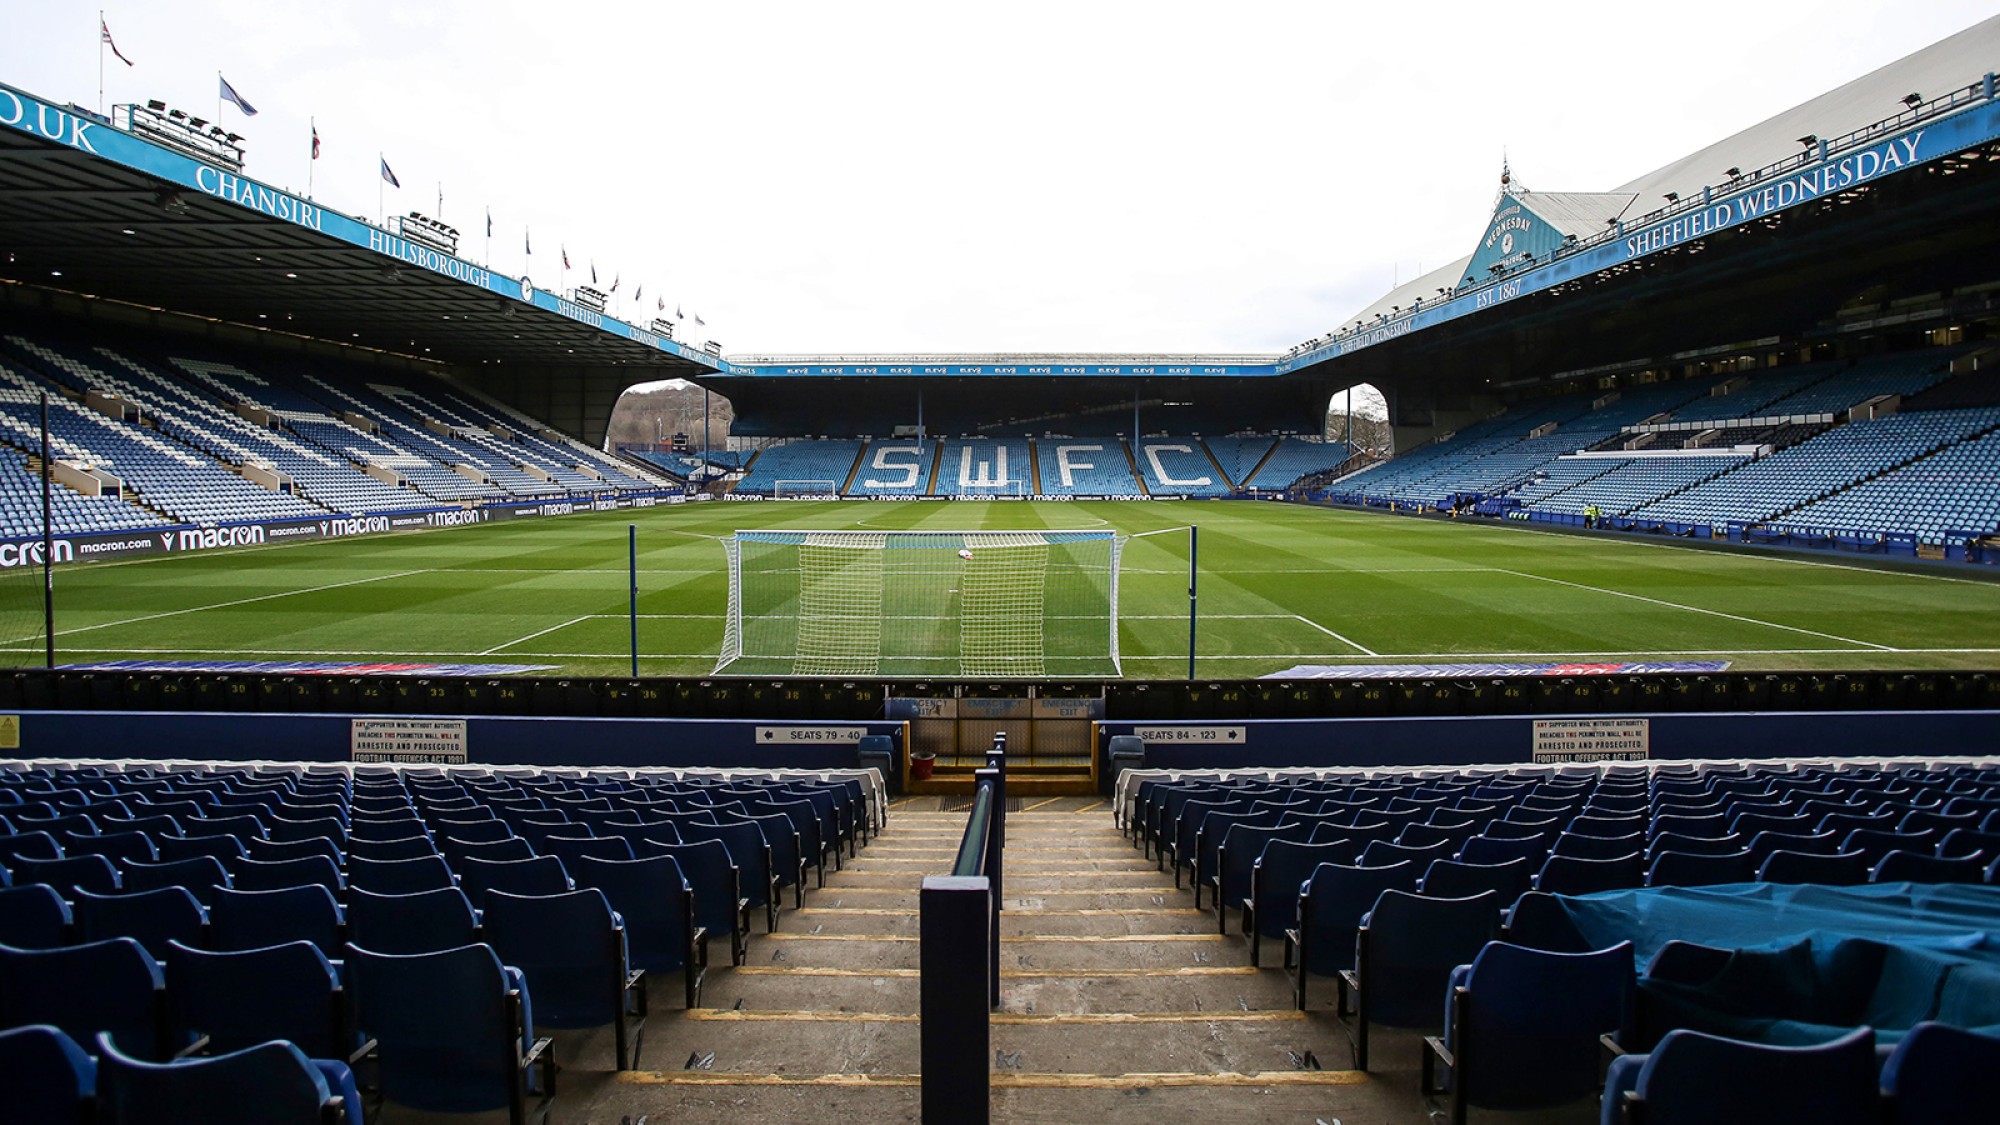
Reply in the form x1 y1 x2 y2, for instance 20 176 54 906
3 1 1995 357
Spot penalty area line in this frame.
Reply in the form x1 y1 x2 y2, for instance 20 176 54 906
53 569 437 638
1494 568 1895 651
1289 615 1379 657
479 615 594 656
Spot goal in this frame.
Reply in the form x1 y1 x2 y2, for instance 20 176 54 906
773 479 841 499
716 529 1124 677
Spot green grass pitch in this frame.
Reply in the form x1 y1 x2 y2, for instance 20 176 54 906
5 500 1999 678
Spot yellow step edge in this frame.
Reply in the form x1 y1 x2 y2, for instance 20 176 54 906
727 966 1257 978
797 906 1206 917
617 1070 1364 1089
763 932 1230 944
678 1009 1304 1024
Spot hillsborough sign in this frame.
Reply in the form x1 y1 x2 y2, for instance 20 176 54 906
0 80 724 373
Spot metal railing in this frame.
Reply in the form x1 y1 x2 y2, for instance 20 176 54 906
919 733 1006 1125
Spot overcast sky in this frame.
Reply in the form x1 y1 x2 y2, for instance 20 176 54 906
3 1 1994 357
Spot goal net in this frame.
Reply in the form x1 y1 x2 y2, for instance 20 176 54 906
716 529 1123 677
773 479 840 499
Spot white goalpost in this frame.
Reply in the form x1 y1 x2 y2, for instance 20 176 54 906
773 479 841 499
716 529 1124 677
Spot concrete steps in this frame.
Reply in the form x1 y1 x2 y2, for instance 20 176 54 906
547 801 1428 1125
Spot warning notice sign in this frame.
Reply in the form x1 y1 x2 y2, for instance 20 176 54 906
351 718 469 764
1531 718 1649 763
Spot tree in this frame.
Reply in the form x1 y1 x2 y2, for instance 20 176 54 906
605 380 734 451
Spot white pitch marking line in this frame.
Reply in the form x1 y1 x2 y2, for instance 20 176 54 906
19 645 2000 662
1289 615 1380 656
1118 647 2000 661
54 569 436 638
1325 503 1999 588
1493 567 1895 651
479 615 594 656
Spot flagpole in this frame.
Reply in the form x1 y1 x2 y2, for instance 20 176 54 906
216 70 222 127
97 10 105 115
378 152 384 225
307 117 315 199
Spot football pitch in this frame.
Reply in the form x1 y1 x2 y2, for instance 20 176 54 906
6 500 2000 678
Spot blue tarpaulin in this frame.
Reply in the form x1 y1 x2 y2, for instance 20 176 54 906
1550 883 2000 1044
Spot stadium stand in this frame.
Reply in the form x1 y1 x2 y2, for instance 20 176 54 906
1202 436 1282 488
934 438 1034 496
1241 437 1351 489
732 440 865 496
1135 440 1232 496
1314 346 1999 544
1515 453 1752 519
1029 438 1143 496
844 438 937 496
1628 408 2000 529
0 319 686 547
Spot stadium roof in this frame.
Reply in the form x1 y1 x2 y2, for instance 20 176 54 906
1341 15 2000 331
0 82 724 378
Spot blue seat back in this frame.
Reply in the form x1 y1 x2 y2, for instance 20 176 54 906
1247 838 1356 940
95 1030 332 1125
1419 857 1530 902
0 883 72 949
0 937 166 1059
457 854 571 909
227 854 341 894
119 856 232 907
645 839 741 938
1631 1025 1877 1125
481 888 623 1030
0 1024 95 1124
1755 848 1871 885
1459 833 1548 867
1534 852 1643 896
573 854 696 974
678 822 770 907
1296 860 1416 977
208 884 342 955
348 853 456 895
1360 889 1501 1028
1871 849 1985 884
73 886 206 955
1646 849 1755 888
345 941 525 1114
164 939 344 1057
1448 939 1635 1111
347 885 482 955
17 853 120 898
344 833 438 862
1881 1020 2000 1124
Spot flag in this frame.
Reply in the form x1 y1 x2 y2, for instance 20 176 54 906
379 157 400 188
694 313 706 327
218 74 258 116
310 122 320 160
485 208 492 237
561 246 570 270
633 283 642 302
657 297 664 312
610 274 620 294
525 228 532 255
675 304 683 320
100 18 134 67
590 262 597 285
